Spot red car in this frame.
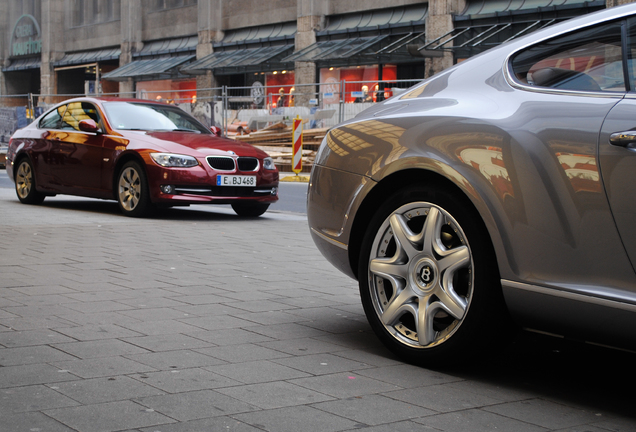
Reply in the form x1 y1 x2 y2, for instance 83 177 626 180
6 97 279 217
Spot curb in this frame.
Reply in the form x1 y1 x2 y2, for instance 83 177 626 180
280 174 310 182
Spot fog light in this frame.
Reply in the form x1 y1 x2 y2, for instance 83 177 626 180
271 187 278 196
161 185 175 194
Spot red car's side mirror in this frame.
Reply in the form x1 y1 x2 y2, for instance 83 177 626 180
78 119 100 133
210 126 222 137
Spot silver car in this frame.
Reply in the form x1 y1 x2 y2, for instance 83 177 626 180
307 3 636 365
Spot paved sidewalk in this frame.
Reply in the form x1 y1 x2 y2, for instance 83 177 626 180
0 188 635 432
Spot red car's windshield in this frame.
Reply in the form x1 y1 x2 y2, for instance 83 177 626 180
102 102 211 134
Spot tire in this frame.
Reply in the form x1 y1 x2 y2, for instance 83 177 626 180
358 185 508 366
116 161 152 217
232 202 270 217
15 158 45 204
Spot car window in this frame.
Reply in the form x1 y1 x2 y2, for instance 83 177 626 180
60 102 102 131
39 105 67 129
102 102 210 134
511 21 625 92
625 17 636 91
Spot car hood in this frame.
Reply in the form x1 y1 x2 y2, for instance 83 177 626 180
120 130 268 158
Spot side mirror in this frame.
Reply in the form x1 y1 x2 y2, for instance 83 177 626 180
210 125 222 137
78 119 100 133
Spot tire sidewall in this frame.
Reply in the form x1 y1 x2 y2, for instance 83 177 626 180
231 203 270 217
358 185 501 366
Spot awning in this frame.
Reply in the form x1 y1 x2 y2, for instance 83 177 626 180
133 36 199 57
460 0 600 17
181 45 293 75
281 4 427 67
410 0 604 57
102 55 195 81
54 47 121 67
137 36 198 57
2 56 41 72
221 22 296 45
320 4 427 35
283 35 388 63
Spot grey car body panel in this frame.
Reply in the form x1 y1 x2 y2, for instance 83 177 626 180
307 3 636 342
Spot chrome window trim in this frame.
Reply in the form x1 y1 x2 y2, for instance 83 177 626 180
502 280 636 313
502 8 635 98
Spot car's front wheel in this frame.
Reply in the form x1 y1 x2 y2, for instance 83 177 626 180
15 158 45 204
117 161 152 217
232 202 270 217
358 185 507 366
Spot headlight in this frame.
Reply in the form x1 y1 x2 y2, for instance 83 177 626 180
263 157 276 170
150 153 198 168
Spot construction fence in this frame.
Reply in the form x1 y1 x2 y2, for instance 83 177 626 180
0 79 420 172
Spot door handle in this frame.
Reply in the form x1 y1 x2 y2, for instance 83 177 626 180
609 131 636 148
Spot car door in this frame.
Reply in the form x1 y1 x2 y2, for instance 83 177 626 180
598 16 636 271
47 101 105 194
507 17 636 295
32 104 68 189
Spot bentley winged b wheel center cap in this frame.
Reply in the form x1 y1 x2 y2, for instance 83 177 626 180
414 257 438 291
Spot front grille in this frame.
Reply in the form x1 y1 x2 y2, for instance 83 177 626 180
207 157 235 171
237 157 258 172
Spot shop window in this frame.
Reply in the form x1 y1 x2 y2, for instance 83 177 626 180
511 20 625 92
135 79 197 104
320 65 397 103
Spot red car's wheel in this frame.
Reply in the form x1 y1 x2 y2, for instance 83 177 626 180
117 161 152 217
231 203 270 217
15 158 45 205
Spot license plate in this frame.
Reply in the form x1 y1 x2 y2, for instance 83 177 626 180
216 175 256 187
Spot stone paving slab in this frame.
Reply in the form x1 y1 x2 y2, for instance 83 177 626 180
1 188 636 431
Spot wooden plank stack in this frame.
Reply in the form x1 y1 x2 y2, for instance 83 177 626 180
231 121 328 173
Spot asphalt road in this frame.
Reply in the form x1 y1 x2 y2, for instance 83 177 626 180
0 169 308 214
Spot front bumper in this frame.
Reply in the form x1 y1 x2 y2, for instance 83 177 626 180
144 160 279 205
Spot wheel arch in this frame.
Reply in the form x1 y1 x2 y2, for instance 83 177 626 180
12 150 40 188
111 151 147 199
348 167 506 282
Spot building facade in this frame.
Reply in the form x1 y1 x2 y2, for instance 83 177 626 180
0 0 632 104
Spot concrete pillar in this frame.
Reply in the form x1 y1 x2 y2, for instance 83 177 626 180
425 0 465 78
196 0 223 98
0 1 7 96
295 0 327 106
119 0 143 96
40 0 64 101
606 0 635 6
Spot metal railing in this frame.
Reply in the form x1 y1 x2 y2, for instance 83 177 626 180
0 79 421 149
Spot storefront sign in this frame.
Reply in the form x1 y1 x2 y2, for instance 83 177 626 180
10 14 42 57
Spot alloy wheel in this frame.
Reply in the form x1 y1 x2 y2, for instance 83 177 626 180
16 161 33 199
367 201 474 349
118 167 141 211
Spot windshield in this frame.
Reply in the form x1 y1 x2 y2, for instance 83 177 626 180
102 102 210 134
